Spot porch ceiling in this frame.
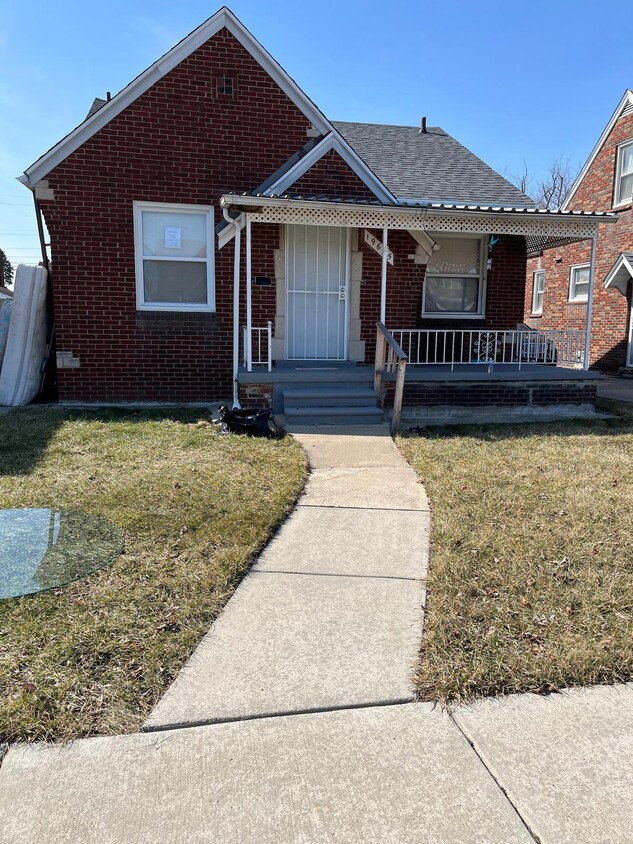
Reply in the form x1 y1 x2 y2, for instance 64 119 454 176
220 194 616 239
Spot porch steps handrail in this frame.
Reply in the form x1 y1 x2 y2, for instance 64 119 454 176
375 322 407 435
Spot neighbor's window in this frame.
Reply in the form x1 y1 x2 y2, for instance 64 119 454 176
532 270 545 314
569 264 590 303
133 202 214 311
615 140 633 207
423 235 485 316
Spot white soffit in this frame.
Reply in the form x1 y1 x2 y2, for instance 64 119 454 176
263 134 395 204
563 89 633 211
19 7 338 187
604 252 633 295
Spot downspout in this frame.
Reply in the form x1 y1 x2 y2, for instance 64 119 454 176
32 190 56 398
583 233 598 371
223 208 242 408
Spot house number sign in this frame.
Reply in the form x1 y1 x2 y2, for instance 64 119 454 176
363 229 393 265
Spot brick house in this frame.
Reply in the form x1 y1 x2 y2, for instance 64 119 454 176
525 90 633 374
19 7 614 425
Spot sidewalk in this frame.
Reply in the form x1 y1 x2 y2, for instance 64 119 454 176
1 426 632 842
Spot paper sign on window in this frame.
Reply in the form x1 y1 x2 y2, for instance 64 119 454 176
164 227 182 249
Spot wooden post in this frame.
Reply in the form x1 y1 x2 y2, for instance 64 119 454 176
374 325 386 393
390 357 407 435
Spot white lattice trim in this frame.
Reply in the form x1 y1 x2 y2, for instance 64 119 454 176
248 205 602 239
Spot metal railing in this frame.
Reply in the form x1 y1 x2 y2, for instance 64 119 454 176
389 328 586 370
242 321 273 372
374 322 408 435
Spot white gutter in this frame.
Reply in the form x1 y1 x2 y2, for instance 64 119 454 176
220 194 617 225
583 233 598 371
223 208 242 408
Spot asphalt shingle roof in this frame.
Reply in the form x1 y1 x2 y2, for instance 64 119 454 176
333 121 535 207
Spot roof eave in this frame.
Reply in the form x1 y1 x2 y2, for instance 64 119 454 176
563 89 633 211
18 7 337 188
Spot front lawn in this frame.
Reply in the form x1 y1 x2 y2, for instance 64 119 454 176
398 406 633 703
0 408 306 743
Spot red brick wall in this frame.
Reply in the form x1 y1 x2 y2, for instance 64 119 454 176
288 150 377 199
39 28 318 402
384 380 597 408
525 111 633 372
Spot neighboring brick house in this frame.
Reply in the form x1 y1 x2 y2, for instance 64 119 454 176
525 90 633 373
19 7 613 420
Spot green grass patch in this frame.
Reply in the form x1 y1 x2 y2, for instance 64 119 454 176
398 408 633 703
0 408 307 742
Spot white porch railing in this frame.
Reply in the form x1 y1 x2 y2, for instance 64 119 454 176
390 328 586 370
242 321 273 372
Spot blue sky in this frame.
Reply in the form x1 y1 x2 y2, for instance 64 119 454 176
0 0 630 273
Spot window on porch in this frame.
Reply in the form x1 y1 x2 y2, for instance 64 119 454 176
422 235 485 317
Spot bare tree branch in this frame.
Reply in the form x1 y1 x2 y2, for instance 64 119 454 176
506 155 581 209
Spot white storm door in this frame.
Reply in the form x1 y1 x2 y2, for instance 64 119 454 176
286 225 349 359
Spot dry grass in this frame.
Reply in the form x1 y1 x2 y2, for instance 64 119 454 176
0 408 307 743
398 406 633 703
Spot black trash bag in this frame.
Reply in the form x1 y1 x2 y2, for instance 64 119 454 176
218 405 282 438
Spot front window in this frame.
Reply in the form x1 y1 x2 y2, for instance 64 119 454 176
423 235 484 316
532 270 545 314
569 264 590 303
133 202 215 311
615 140 633 207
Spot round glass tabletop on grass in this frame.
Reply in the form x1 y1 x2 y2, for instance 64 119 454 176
0 508 124 599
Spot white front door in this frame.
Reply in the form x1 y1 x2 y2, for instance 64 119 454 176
286 225 349 360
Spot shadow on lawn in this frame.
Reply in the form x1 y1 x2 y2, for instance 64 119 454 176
400 400 633 445
0 405 208 476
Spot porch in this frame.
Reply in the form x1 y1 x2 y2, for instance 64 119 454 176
220 193 613 427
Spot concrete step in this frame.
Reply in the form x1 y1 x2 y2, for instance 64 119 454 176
282 386 377 408
284 405 384 426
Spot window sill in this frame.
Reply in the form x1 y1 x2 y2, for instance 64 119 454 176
567 300 588 305
421 313 485 320
530 313 543 318
137 305 216 314
613 201 632 212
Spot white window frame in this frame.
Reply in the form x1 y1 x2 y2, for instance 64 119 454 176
422 233 487 319
532 269 545 315
568 263 590 303
133 201 215 312
614 139 633 209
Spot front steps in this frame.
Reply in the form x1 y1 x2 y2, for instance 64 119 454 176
282 384 383 426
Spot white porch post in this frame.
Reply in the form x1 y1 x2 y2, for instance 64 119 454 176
246 214 253 372
583 233 598 371
380 226 388 324
222 208 242 408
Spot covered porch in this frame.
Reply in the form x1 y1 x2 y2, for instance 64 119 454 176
220 194 613 428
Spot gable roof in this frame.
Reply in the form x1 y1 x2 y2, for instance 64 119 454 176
604 252 633 295
333 121 535 206
19 7 392 202
563 89 633 211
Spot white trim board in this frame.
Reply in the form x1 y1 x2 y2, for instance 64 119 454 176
563 89 633 211
19 7 391 194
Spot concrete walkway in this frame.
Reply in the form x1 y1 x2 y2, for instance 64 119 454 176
2 426 633 842
597 374 633 403
145 424 429 729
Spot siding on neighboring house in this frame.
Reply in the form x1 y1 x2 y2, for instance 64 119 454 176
526 110 633 373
